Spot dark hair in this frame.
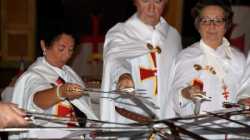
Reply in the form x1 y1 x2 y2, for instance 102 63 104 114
39 24 78 49
192 0 233 30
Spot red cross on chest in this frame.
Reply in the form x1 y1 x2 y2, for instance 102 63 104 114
57 103 78 127
222 84 229 101
139 52 158 95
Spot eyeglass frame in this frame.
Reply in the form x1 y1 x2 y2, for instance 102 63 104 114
198 17 226 26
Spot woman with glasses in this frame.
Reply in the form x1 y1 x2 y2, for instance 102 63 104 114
170 0 246 118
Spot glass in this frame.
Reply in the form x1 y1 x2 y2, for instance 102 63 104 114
199 17 225 26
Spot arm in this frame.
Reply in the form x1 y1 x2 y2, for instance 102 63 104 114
33 83 83 109
171 57 204 116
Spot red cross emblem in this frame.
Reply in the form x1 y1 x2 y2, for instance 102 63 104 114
222 85 229 101
139 52 158 95
57 103 77 127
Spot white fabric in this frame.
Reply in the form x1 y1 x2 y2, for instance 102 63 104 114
101 13 182 124
10 57 97 139
1 86 14 102
171 38 246 116
237 51 250 100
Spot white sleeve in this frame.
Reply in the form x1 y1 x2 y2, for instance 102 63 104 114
171 84 194 116
170 55 198 116
27 76 53 113
13 73 53 113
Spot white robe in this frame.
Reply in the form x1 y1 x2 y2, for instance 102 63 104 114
101 13 182 124
171 38 246 116
236 51 250 100
10 57 97 139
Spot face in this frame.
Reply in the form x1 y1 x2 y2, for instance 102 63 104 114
42 34 75 68
134 0 166 26
198 5 226 48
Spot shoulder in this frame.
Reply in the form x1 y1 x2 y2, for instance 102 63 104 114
229 47 246 69
106 23 127 36
64 65 79 75
15 69 41 83
160 18 181 39
168 25 180 37
176 42 203 62
106 14 142 38
64 65 84 85
230 47 246 60
104 22 131 43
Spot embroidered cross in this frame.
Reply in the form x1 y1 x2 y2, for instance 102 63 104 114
57 103 77 127
222 84 229 100
139 52 158 96
193 64 216 75
192 78 204 91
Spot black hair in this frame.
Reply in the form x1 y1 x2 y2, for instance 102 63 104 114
39 24 79 48
192 0 233 30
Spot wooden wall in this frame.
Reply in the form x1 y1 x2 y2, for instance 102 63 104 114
0 0 36 67
163 0 183 33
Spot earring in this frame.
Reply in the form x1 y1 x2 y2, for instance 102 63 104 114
43 51 46 56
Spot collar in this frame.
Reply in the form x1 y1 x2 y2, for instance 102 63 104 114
131 13 165 31
200 37 232 59
41 57 67 76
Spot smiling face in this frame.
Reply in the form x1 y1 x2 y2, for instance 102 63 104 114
41 33 75 68
198 5 226 48
134 0 166 26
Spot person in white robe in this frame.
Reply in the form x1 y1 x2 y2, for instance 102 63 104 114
101 0 182 125
10 31 97 139
172 38 245 115
171 0 246 117
171 0 246 139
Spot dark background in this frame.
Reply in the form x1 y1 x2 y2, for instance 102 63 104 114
36 0 250 51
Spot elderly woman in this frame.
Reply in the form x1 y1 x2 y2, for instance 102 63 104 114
10 30 97 138
171 0 246 117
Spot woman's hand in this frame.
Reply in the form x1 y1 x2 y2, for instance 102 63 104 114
59 83 83 100
117 73 134 90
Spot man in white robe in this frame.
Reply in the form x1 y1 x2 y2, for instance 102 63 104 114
101 0 182 125
10 57 97 139
171 38 246 116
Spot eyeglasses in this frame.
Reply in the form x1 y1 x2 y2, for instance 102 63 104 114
199 17 225 26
